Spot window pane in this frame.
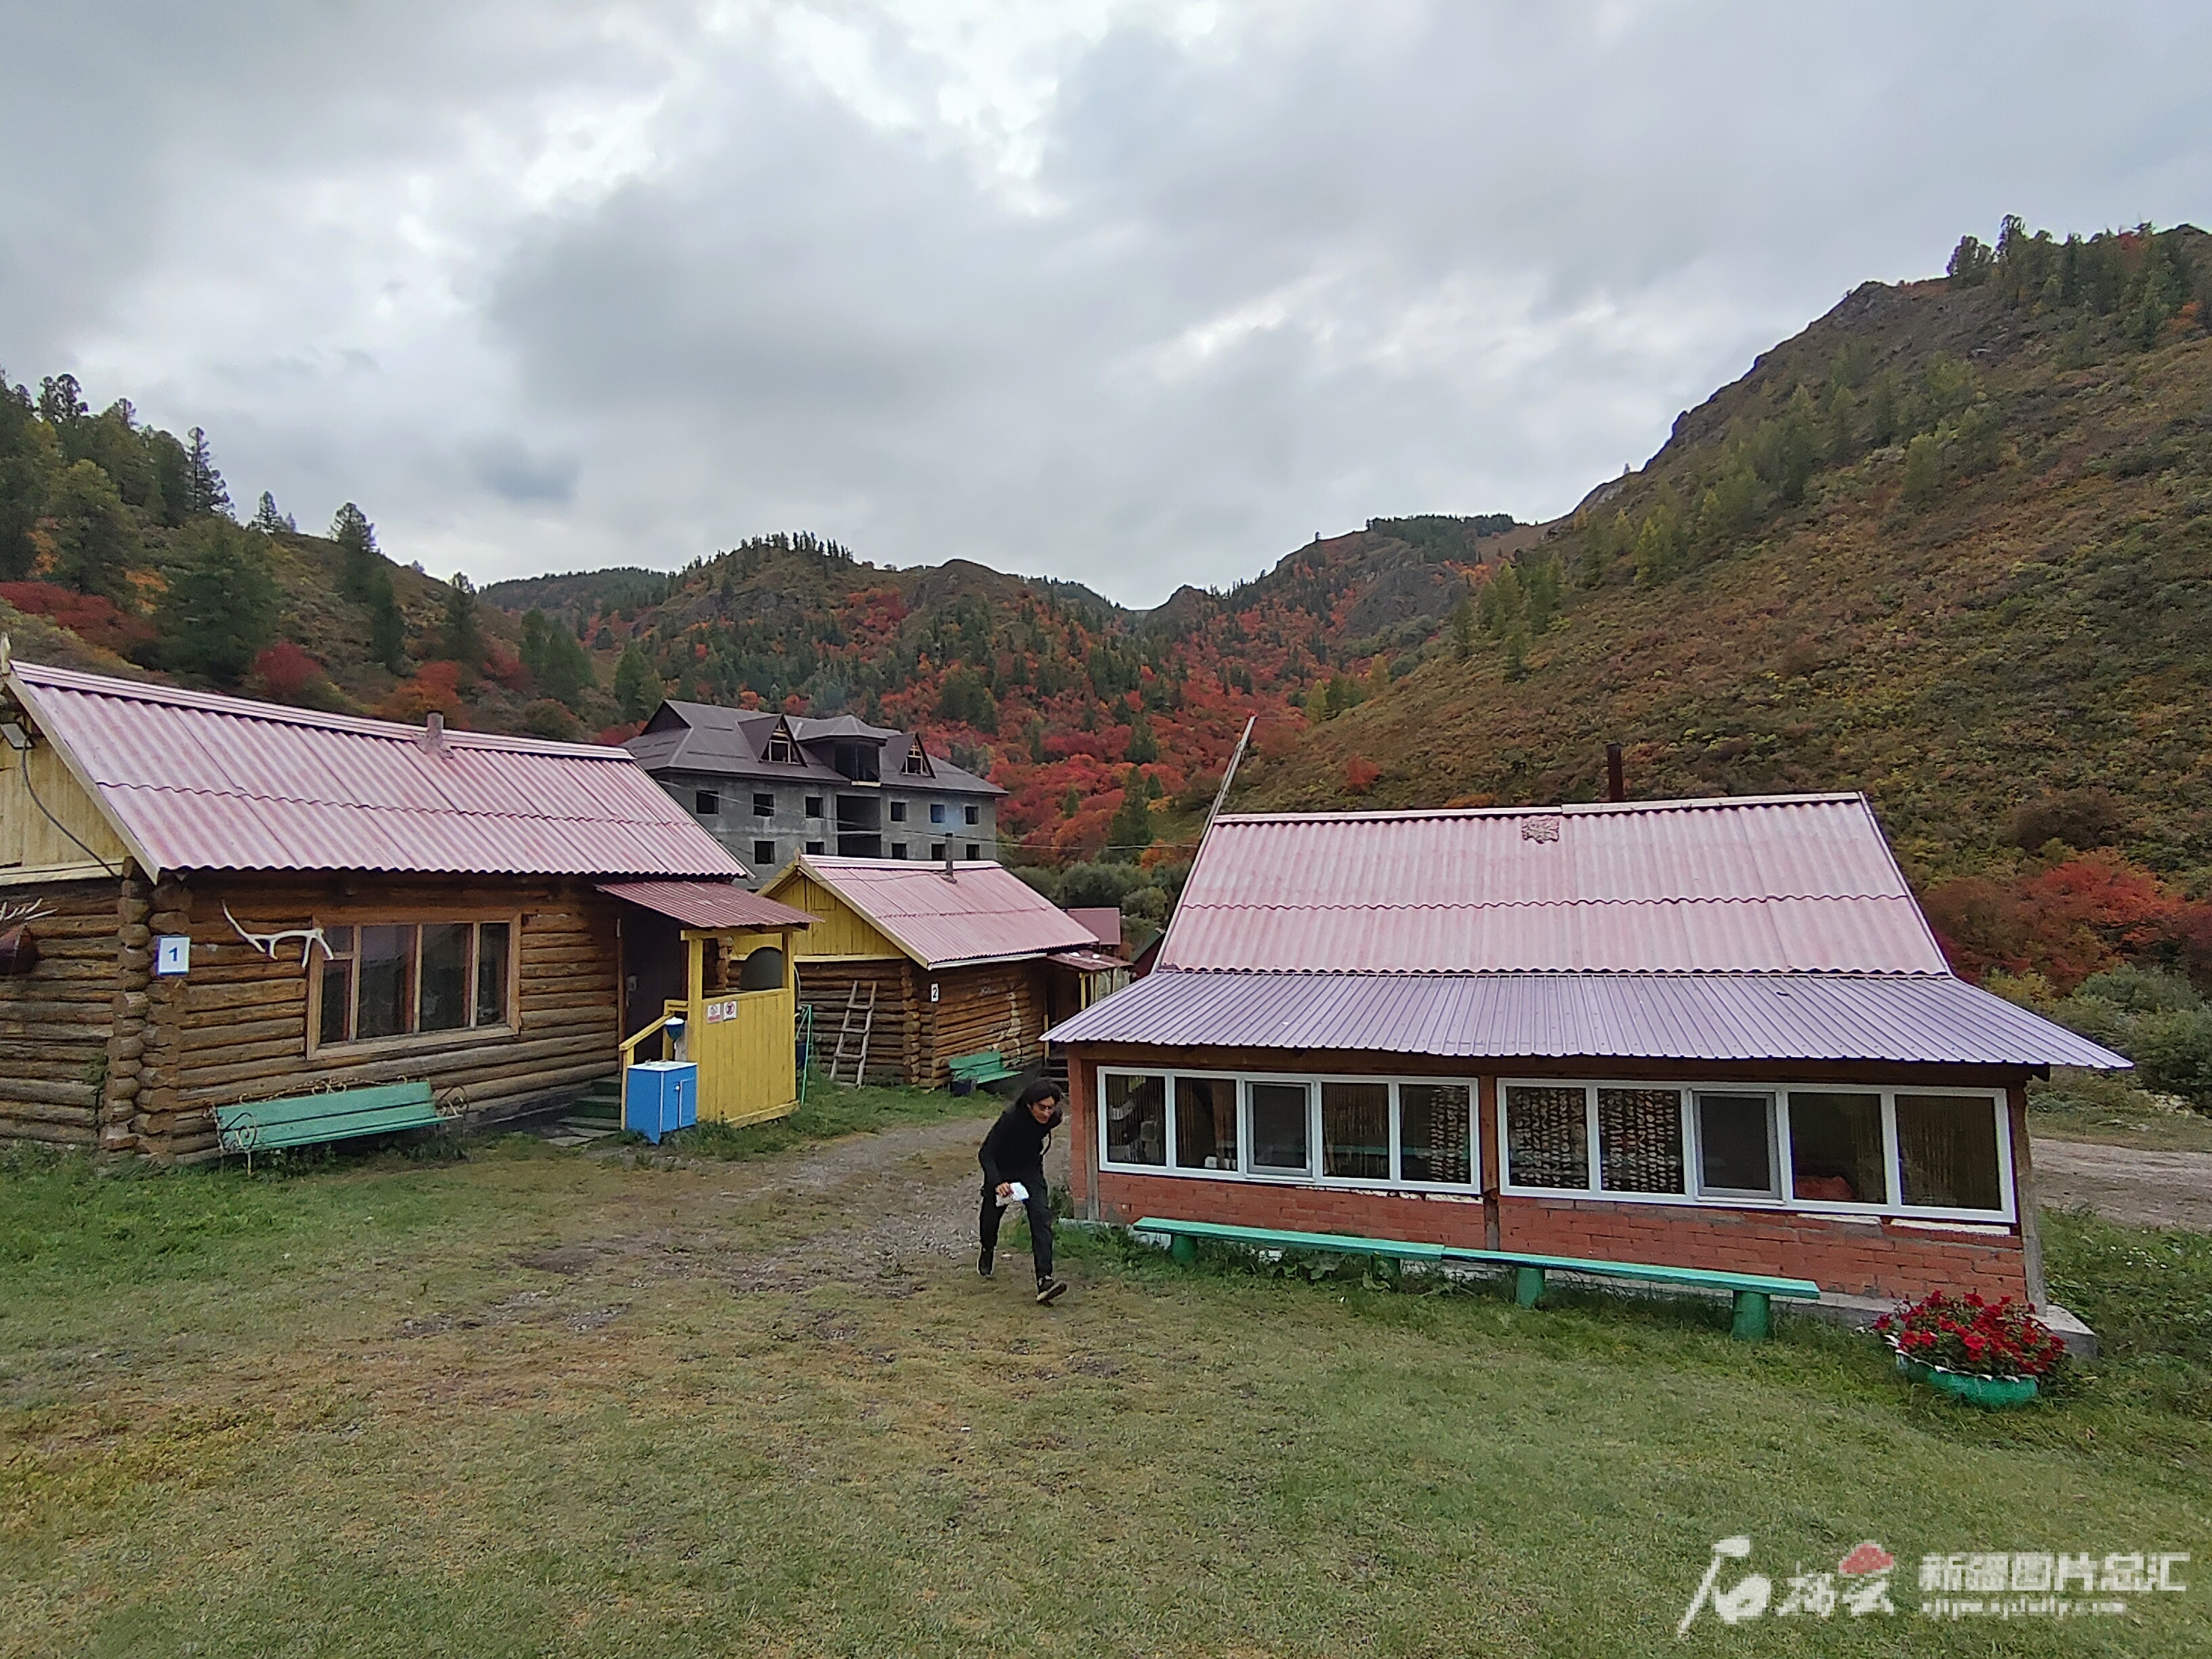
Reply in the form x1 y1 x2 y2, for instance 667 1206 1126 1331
1598 1087 1685 1194
1103 1073 1166 1166
323 925 354 955
418 923 471 1031
1505 1086 1588 1189
1696 1094 1777 1196
476 922 511 1025
1788 1091 1886 1204
1248 1082 1309 1174
1173 1076 1237 1170
317 956 353 1046
1896 1094 2003 1212
1321 1082 1389 1180
356 925 413 1039
1399 1084 1472 1184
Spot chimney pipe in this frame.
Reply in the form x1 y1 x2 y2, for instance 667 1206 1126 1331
942 840 956 882
423 711 445 752
1605 743 1624 803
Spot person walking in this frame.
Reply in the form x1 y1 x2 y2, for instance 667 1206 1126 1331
979 1080 1067 1305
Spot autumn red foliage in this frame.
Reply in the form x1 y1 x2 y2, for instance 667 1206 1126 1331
1925 851 2207 992
0 582 156 657
1344 755 1382 794
381 661 469 726
251 641 325 705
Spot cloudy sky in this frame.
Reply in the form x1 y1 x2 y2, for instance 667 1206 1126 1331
5 3 2206 607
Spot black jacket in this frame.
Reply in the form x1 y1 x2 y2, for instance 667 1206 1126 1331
979 1100 1061 1185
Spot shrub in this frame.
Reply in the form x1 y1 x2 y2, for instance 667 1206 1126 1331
2133 1008 2212 1110
1875 1292 2069 1380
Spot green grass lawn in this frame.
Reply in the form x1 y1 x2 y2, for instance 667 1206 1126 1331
2028 1071 2212 1154
2 1104 2207 1658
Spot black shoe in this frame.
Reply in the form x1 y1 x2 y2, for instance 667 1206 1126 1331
978 1250 994 1279
1036 1277 1067 1306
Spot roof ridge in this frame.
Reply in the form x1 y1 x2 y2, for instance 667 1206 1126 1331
11 658 626 758
1150 966 1958 979
1212 792 1868 825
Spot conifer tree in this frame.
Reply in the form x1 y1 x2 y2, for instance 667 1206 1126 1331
1126 704 1160 763
1451 594 1477 659
156 518 277 685
252 491 294 534
367 571 406 673
1902 433 1944 508
331 502 378 600
614 642 660 721
184 427 230 517
49 460 137 600
1524 558 1561 636
440 573 484 668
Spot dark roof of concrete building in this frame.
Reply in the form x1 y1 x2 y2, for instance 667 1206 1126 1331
623 701 1002 796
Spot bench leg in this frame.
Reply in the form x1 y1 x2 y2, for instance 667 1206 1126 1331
1170 1236 1198 1267
1731 1290 1771 1342
1515 1266 1545 1309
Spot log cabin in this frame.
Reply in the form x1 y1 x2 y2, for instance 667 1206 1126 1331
761 854 1124 1088
1045 796 2130 1307
0 652 759 1161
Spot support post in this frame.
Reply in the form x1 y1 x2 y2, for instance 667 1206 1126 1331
1170 1235 1198 1267
1731 1290 1771 1342
1515 1266 1545 1309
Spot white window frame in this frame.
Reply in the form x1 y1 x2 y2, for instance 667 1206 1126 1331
1495 1078 2015 1225
1094 1066 1481 1192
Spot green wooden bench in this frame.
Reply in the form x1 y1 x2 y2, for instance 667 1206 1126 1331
216 1082 442 1163
1132 1216 1820 1340
948 1050 1021 1089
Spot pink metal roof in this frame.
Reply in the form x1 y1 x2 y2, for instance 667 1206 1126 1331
791 856 1100 969
1162 796 1950 975
597 882 813 930
7 660 746 880
1065 907 1123 949
1043 969 2129 1067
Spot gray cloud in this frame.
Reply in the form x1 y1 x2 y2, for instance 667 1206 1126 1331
4 2 2207 605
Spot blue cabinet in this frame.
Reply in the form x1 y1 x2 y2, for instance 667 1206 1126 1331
624 1061 697 1143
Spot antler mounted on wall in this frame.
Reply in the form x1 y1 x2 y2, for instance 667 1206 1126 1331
0 897 53 929
222 903 333 965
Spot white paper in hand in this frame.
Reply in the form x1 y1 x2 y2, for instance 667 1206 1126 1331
998 1181 1029 1206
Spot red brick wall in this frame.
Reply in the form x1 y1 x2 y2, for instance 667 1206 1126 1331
1063 1044 2035 1304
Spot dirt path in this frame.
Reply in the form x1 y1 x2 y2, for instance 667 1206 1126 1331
2031 1136 2212 1231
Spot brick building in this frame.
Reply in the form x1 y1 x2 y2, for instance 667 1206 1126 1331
1044 795 2125 1306
625 701 1002 888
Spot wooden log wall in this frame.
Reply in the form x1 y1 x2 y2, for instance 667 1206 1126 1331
917 960 1049 1088
136 872 622 1163
792 958 916 1086
0 876 128 1149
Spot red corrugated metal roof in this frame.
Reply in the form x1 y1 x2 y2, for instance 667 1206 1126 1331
788 856 1100 968
7 659 746 880
1162 796 1950 975
598 882 813 930
1043 969 2129 1067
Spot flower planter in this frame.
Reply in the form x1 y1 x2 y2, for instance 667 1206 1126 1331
1894 1352 2039 1408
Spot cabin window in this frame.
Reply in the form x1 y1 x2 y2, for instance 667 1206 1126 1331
1597 1087 1686 1195
1247 1082 1311 1174
1495 1079 2010 1221
1103 1070 1477 1188
314 920 512 1048
804 796 823 818
753 840 777 867
890 800 907 821
1786 1091 1887 1204
1320 1081 1389 1180
1694 1092 1780 1199
1896 1094 2004 1212
930 802 947 825
1173 1075 1237 1171
1504 1084 1588 1189
752 792 774 819
1103 1071 1166 1166
694 789 720 817
965 803 980 825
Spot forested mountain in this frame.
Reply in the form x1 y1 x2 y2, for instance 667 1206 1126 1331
5 216 2209 1023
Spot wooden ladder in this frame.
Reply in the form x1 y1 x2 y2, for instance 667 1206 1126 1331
829 981 876 1087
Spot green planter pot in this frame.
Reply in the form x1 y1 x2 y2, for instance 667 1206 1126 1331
1894 1352 2039 1408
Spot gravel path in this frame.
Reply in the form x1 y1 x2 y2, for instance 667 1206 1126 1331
2030 1136 2212 1231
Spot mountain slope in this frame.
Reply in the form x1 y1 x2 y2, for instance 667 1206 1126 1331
1246 228 2212 899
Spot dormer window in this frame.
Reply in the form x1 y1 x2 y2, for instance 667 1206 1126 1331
902 744 932 776
766 718 801 764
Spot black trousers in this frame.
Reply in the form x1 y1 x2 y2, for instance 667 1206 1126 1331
980 1172 1053 1280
